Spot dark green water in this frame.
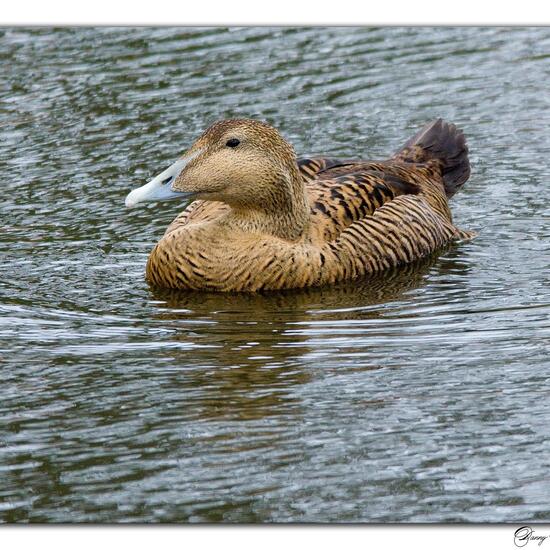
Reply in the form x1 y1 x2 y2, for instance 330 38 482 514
1 26 549 523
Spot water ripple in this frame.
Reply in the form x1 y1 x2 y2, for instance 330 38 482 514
1 26 550 523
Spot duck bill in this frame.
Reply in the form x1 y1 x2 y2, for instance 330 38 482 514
125 157 194 208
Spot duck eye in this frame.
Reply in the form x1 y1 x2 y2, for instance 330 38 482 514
226 138 240 148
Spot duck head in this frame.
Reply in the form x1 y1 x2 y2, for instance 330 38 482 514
125 119 303 211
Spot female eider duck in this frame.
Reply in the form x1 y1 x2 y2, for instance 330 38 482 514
126 118 474 292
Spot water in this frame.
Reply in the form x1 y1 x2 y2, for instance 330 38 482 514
1 26 549 523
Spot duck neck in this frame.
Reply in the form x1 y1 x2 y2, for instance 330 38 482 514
228 165 309 241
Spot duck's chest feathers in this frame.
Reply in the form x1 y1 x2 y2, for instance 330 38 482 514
145 225 319 292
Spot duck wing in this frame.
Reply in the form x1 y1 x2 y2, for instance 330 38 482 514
305 162 422 242
314 120 474 282
306 118 471 247
297 157 359 181
317 192 465 285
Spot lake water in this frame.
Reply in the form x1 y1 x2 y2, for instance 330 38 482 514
1 26 549 523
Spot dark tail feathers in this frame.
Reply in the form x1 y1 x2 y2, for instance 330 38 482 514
393 118 470 198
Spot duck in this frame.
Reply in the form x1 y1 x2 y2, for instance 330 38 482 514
125 118 475 292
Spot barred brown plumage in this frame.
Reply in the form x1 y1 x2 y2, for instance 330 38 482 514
126 118 475 292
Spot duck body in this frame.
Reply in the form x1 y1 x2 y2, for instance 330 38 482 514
127 119 474 292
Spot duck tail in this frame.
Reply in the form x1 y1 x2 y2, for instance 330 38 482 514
392 119 470 198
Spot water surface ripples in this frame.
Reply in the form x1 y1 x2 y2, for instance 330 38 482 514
1 26 550 522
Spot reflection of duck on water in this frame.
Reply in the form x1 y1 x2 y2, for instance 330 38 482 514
149 253 458 368
126 119 474 292
146 254 471 422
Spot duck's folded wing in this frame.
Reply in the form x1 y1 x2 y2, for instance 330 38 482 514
319 194 471 283
297 157 359 181
307 167 421 242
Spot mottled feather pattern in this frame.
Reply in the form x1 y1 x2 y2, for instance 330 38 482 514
143 118 474 292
